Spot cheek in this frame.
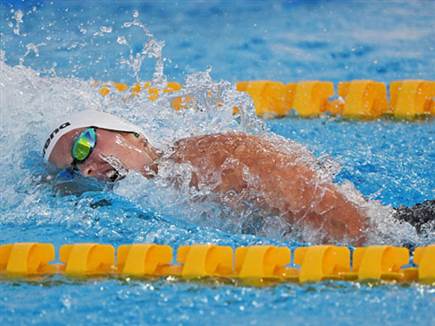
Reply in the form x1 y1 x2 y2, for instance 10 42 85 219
113 143 138 158
96 141 139 165
50 143 73 168
95 134 153 170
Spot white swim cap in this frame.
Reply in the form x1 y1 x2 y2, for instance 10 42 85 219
42 110 144 161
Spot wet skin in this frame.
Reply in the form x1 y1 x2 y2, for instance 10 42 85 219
49 129 368 244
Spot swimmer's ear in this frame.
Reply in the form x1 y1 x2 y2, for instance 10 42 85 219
136 134 149 146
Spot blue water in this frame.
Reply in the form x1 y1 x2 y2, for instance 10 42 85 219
1 1 434 325
2 0 435 83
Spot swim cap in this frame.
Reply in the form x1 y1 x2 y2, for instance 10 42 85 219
42 110 144 161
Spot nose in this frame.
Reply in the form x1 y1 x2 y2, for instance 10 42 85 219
79 160 98 178
78 159 108 180
83 165 95 177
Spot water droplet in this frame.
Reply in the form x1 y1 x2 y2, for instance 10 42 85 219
11 9 24 35
117 36 127 45
100 26 112 33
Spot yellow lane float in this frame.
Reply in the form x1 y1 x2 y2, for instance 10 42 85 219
235 245 291 279
176 244 233 278
59 243 114 275
336 80 388 118
390 80 435 118
290 81 334 117
117 243 173 276
236 81 292 117
294 245 350 282
343 246 410 282
413 245 435 283
1 243 434 284
0 243 56 275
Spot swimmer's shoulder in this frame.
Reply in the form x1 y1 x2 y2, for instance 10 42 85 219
169 132 252 160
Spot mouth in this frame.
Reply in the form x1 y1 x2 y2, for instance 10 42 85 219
100 154 129 182
105 169 125 182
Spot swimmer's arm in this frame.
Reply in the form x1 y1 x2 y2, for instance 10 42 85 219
308 184 368 244
267 163 368 244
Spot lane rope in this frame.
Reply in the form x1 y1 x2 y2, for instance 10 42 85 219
96 79 435 119
1 243 434 284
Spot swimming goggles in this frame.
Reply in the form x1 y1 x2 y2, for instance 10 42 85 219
53 127 99 185
71 127 97 166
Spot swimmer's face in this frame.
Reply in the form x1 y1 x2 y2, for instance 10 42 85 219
48 128 159 181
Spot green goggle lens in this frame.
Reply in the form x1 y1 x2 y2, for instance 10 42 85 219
71 128 97 162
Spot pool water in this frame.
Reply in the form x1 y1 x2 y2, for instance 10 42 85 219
0 1 434 325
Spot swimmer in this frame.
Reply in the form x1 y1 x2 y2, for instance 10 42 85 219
43 110 433 244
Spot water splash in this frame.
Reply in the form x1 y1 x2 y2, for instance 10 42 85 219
119 10 166 84
0 8 429 247
11 9 24 36
94 25 113 36
19 42 46 65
